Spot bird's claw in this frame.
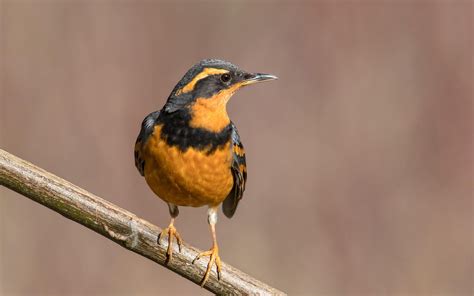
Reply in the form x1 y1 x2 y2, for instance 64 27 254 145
193 245 222 286
158 224 183 263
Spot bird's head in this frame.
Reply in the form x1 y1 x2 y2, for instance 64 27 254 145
163 59 277 132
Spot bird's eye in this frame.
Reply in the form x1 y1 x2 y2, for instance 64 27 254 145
220 73 231 83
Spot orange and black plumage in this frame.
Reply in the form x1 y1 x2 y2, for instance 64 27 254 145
134 59 276 286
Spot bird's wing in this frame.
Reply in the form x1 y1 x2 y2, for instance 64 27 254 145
134 110 160 176
222 122 247 218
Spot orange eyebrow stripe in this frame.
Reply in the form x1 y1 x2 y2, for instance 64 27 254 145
176 68 229 95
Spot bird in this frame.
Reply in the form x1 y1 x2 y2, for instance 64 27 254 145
134 59 277 286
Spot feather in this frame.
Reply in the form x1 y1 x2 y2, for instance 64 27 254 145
222 122 247 218
134 110 160 176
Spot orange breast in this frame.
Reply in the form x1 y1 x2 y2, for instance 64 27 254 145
143 125 233 207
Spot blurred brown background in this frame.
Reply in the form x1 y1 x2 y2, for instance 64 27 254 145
1 1 472 295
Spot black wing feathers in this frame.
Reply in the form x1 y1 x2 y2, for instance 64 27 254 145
134 110 160 176
222 123 247 218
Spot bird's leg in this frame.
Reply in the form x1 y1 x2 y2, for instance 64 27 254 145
193 206 222 287
158 203 183 263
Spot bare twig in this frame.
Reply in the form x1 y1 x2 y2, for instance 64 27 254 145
0 149 285 295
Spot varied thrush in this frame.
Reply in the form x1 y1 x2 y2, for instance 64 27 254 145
134 59 277 286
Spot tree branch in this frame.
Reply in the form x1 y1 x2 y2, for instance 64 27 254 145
0 149 285 295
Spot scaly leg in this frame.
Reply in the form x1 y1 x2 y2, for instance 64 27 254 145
193 207 222 287
158 203 183 263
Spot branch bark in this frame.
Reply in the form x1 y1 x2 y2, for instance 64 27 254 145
0 149 285 295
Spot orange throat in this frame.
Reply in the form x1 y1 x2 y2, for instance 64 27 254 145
189 93 231 132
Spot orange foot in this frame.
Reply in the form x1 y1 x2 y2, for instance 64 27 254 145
192 244 222 287
157 223 183 263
